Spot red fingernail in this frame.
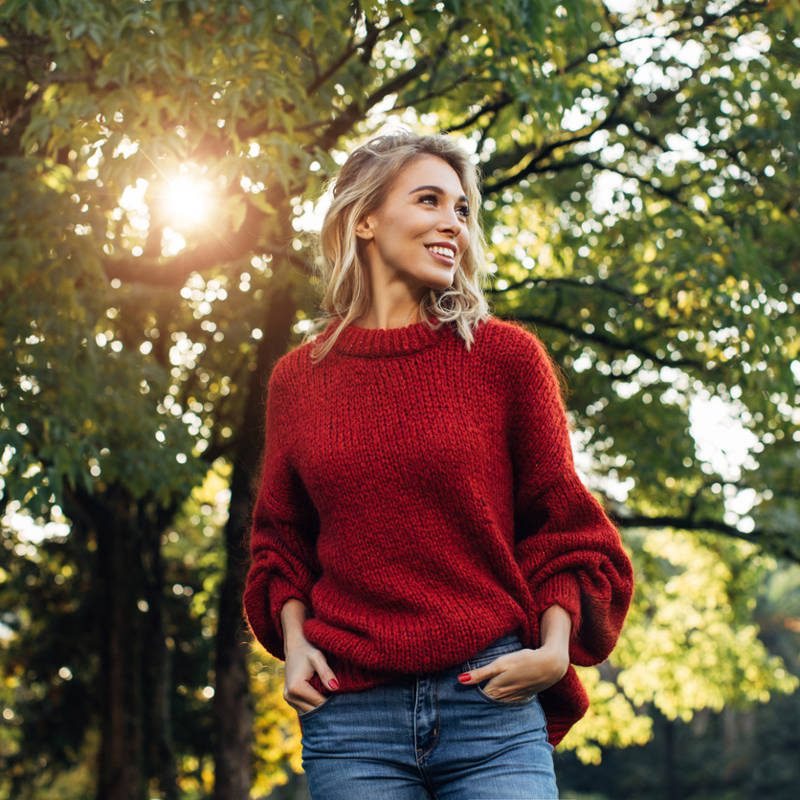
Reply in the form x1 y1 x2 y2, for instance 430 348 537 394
329 678 339 690
458 673 471 683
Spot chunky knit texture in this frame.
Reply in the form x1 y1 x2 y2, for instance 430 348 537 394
242 314 634 747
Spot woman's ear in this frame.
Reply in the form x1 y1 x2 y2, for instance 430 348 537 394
355 214 375 241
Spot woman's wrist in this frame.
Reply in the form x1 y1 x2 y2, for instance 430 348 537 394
281 598 310 652
539 604 572 656
538 605 572 682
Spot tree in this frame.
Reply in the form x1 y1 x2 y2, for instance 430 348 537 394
1 1 797 798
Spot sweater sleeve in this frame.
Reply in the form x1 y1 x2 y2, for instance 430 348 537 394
242 359 320 662
508 330 634 667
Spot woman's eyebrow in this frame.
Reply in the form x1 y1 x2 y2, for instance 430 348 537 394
408 185 468 203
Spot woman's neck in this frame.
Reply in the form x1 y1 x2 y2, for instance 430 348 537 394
353 305 421 330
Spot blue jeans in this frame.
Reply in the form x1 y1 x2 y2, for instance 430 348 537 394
298 631 559 799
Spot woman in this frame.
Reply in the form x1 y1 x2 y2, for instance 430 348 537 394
243 131 635 799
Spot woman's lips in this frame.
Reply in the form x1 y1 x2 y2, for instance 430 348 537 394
425 246 456 266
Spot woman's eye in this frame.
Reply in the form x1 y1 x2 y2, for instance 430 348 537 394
418 194 469 219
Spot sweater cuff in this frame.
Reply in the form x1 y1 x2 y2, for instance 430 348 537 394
532 572 582 650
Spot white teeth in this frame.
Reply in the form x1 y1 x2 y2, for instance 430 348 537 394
427 245 455 259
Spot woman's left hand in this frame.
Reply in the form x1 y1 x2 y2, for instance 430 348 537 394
457 642 570 701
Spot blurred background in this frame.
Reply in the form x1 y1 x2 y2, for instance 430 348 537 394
1 1 798 798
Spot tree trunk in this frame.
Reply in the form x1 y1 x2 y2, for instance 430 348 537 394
142 510 179 800
95 495 147 800
213 272 298 800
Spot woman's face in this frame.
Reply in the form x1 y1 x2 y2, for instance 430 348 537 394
355 154 471 294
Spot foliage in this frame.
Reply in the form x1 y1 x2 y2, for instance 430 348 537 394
560 528 799 765
0 460 227 797
616 529 798 716
555 563 800 798
1 0 798 795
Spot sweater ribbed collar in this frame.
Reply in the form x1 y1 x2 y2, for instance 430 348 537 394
321 315 449 357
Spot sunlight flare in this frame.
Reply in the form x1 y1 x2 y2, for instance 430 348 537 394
159 169 215 230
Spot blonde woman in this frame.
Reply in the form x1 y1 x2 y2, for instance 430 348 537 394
243 131 634 799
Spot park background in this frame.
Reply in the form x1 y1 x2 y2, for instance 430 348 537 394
1 0 799 798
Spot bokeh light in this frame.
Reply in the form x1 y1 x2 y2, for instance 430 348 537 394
158 165 215 230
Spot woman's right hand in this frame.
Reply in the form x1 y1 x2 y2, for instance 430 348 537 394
284 637 339 715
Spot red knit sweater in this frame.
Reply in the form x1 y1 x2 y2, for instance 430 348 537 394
243 314 634 747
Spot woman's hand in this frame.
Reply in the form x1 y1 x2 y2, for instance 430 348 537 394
458 606 573 700
283 637 340 715
457 642 570 701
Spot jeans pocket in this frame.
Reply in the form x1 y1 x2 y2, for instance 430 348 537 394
467 632 537 707
297 693 334 719
474 682 538 707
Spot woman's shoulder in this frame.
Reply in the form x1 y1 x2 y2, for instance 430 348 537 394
480 317 569 408
475 314 552 368
269 339 314 388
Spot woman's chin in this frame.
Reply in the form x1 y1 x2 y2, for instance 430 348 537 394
420 271 455 291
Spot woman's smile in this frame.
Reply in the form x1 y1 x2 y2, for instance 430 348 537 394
425 242 458 266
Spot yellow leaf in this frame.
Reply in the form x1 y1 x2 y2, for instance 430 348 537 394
229 196 248 233
552 45 566 71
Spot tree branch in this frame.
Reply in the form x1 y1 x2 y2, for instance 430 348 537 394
440 91 513 135
480 0 767 197
612 510 799 564
488 274 644 306
483 80 634 193
305 11 405 96
103 198 266 286
507 312 709 371
316 17 469 151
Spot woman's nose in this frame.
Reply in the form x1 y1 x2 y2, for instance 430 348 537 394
437 208 461 231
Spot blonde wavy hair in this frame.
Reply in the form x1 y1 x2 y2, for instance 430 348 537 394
303 130 493 363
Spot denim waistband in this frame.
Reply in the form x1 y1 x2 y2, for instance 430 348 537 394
472 631 523 660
